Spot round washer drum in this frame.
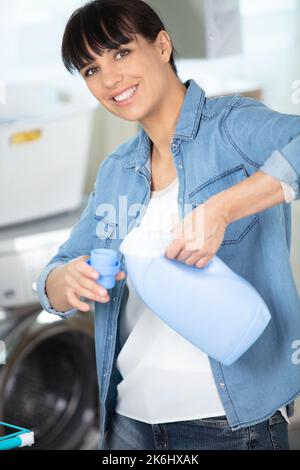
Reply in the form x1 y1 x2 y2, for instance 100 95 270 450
0 308 99 450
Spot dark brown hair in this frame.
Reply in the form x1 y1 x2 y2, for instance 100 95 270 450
61 0 179 76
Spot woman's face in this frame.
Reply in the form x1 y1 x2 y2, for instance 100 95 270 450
80 32 173 122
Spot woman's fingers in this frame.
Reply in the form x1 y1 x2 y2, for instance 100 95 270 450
194 256 212 268
165 238 185 259
116 271 126 281
166 198 228 269
66 275 109 303
175 249 195 262
66 288 91 312
63 255 127 312
185 253 210 268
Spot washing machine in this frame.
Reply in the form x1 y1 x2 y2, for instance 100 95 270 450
0 200 100 450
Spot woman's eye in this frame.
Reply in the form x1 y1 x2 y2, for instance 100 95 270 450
83 49 130 77
116 49 130 60
85 67 99 78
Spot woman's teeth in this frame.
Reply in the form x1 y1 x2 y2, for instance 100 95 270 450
113 85 138 102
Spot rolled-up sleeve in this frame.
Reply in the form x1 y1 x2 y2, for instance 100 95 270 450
36 190 96 319
260 150 299 196
224 96 300 199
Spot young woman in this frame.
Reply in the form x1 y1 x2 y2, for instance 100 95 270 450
37 0 300 450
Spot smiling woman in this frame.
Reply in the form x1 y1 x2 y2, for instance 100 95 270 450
60 0 183 123
37 0 300 453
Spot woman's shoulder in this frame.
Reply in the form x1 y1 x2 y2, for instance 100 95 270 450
202 93 250 120
108 129 141 160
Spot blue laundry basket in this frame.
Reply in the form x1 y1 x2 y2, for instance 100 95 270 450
0 421 34 450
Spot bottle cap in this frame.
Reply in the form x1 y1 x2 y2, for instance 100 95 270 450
87 248 120 289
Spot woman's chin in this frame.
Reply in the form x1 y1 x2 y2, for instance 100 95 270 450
113 107 146 122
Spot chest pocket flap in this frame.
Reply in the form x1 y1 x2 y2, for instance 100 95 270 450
189 164 259 245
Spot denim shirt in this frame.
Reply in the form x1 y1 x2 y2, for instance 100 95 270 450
37 79 300 450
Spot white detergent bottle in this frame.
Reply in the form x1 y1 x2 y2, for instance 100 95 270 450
119 228 271 366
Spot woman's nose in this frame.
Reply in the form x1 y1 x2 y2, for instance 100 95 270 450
101 66 123 91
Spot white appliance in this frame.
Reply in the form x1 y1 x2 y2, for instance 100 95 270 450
0 200 88 308
0 82 97 227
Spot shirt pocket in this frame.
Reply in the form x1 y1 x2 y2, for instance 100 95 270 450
188 164 259 245
93 215 118 248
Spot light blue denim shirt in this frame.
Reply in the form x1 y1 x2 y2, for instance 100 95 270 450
37 79 300 450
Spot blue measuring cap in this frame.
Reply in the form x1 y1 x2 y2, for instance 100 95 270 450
87 248 120 289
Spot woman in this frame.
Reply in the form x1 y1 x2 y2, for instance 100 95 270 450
37 0 300 450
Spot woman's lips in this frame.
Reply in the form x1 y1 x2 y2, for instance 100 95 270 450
112 84 139 107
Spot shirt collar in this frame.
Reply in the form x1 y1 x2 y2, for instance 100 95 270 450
124 78 206 170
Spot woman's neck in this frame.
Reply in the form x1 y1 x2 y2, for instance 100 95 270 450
140 75 187 161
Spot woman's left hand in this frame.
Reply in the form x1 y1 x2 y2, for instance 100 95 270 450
164 198 229 268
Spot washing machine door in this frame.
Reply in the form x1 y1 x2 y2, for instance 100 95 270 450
0 309 99 450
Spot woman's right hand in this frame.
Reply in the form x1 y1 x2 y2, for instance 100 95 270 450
63 255 126 312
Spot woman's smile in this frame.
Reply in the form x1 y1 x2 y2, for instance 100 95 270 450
112 84 139 107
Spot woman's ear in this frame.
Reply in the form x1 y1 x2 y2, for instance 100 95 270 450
156 30 172 63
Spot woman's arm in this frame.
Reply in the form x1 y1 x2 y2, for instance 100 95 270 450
224 96 300 199
45 264 74 313
215 96 300 221
36 191 96 318
166 98 300 267
166 173 295 268
210 171 287 225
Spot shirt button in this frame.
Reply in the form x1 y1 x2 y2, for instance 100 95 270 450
219 382 225 389
178 164 183 170
113 297 117 302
